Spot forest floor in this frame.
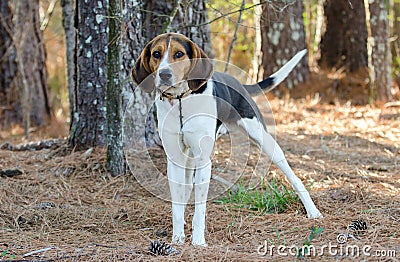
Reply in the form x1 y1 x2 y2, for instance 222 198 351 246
0 77 400 261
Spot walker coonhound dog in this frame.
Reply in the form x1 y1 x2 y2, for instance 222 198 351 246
131 33 322 247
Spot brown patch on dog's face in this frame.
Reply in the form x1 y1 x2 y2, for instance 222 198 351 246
148 35 192 87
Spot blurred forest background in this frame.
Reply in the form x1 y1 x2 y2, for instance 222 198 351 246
0 0 399 157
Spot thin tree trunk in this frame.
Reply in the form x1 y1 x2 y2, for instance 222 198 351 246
252 0 264 81
60 0 76 122
107 0 124 176
392 0 400 87
365 0 392 102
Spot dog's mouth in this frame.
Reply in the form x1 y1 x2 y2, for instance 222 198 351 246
156 81 190 99
156 85 180 97
156 83 174 92
158 80 173 87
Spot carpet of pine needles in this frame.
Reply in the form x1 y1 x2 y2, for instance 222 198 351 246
1 87 400 261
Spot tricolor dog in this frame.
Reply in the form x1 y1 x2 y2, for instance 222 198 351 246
131 33 322 247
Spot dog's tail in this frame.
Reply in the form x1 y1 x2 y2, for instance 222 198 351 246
244 49 307 95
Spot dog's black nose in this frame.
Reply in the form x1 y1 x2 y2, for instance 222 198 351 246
159 69 172 81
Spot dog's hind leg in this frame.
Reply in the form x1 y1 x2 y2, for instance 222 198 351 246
237 117 323 219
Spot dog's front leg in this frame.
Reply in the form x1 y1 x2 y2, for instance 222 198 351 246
192 160 211 247
186 133 215 247
167 157 192 244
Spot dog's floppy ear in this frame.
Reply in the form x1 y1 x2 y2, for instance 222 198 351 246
187 42 213 91
131 41 154 93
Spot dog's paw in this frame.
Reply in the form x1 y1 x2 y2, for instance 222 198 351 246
192 232 207 247
172 233 185 245
307 210 323 219
192 239 207 247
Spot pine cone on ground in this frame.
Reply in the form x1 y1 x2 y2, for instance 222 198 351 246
348 219 367 239
149 240 180 256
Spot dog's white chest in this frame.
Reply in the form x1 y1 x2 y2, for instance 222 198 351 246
156 93 217 137
155 91 217 165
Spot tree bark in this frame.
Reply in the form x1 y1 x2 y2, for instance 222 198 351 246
60 0 76 123
260 0 309 89
122 0 159 148
1 1 51 131
69 0 108 149
107 0 124 176
319 0 368 72
365 0 392 102
145 0 212 54
0 0 16 100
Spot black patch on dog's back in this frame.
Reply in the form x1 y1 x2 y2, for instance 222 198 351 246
212 72 266 129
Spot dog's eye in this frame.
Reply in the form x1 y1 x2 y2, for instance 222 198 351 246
152 51 161 59
174 51 184 59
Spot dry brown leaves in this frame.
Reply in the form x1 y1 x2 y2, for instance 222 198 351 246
0 96 399 261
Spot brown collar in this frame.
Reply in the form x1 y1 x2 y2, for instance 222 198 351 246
159 89 192 101
159 89 192 130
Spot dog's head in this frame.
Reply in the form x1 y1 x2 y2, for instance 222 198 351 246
131 33 213 94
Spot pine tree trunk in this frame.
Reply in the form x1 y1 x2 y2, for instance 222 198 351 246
0 0 16 98
319 0 368 72
0 0 17 127
69 0 108 149
252 0 264 81
107 0 124 176
260 0 309 89
365 0 392 102
392 0 400 88
2 1 51 133
122 0 160 148
60 0 76 122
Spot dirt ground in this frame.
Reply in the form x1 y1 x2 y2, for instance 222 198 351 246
0 85 399 261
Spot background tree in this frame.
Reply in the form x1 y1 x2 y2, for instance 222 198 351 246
260 0 309 90
319 0 368 72
365 0 392 101
0 0 17 125
145 0 212 53
68 0 108 149
391 0 400 80
0 0 50 135
61 0 75 127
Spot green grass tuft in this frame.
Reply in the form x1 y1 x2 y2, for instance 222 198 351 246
214 178 299 214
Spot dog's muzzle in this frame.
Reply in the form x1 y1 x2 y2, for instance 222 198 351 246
158 69 173 86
